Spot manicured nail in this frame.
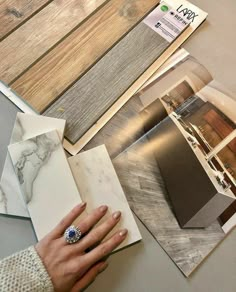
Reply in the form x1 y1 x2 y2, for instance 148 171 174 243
98 262 108 273
113 211 121 220
99 205 108 213
80 202 87 208
119 229 128 237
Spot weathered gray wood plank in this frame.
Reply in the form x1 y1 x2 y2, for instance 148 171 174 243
83 93 144 159
44 22 169 144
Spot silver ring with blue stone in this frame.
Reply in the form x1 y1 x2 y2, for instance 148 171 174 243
64 225 82 244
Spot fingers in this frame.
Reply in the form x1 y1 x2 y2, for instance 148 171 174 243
50 202 87 238
82 229 128 268
59 205 109 246
76 205 108 236
71 262 108 292
76 211 122 252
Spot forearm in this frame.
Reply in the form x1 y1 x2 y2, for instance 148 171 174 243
0 246 54 292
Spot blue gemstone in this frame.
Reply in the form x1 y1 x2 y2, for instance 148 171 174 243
69 230 76 238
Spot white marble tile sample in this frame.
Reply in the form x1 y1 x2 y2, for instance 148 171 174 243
8 130 82 240
0 113 66 218
10 113 66 144
68 145 142 249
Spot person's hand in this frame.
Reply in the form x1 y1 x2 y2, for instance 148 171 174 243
35 202 127 291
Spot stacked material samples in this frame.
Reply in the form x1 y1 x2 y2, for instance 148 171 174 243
0 0 208 155
0 113 141 249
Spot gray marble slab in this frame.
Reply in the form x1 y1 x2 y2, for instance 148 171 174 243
8 130 82 240
0 113 66 218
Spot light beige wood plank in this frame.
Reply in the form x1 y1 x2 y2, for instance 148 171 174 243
11 0 159 112
0 0 52 40
0 0 108 83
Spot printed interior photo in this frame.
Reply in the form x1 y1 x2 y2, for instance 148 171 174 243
84 49 236 276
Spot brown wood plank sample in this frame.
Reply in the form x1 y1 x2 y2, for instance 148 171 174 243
0 0 108 83
11 0 159 112
0 0 51 40
44 23 169 144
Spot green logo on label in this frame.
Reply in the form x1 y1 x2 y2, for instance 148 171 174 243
161 5 169 12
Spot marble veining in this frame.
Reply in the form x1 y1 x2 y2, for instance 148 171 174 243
13 134 59 203
0 153 28 216
68 145 142 250
11 113 65 143
8 130 82 240
0 113 66 218
10 116 24 144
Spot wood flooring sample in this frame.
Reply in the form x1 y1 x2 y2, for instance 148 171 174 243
0 0 50 40
44 23 169 144
0 0 107 83
11 0 159 112
83 93 145 159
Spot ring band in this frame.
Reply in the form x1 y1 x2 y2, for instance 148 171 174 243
64 225 82 244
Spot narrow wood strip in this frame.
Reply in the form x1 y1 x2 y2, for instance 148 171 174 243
0 0 52 40
11 0 159 112
0 0 108 83
44 23 169 144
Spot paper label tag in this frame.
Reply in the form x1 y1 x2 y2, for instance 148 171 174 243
143 2 190 43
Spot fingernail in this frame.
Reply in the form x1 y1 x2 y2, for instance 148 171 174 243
98 262 108 273
119 229 128 237
113 211 121 220
80 202 87 208
99 205 108 213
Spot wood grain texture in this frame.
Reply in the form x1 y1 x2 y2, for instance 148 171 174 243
0 0 108 83
83 93 145 159
113 135 225 277
11 0 159 112
62 46 188 155
0 0 52 40
44 23 169 144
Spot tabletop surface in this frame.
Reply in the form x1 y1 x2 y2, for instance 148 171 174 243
0 1 236 291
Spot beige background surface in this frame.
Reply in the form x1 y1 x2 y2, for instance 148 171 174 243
185 0 236 97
